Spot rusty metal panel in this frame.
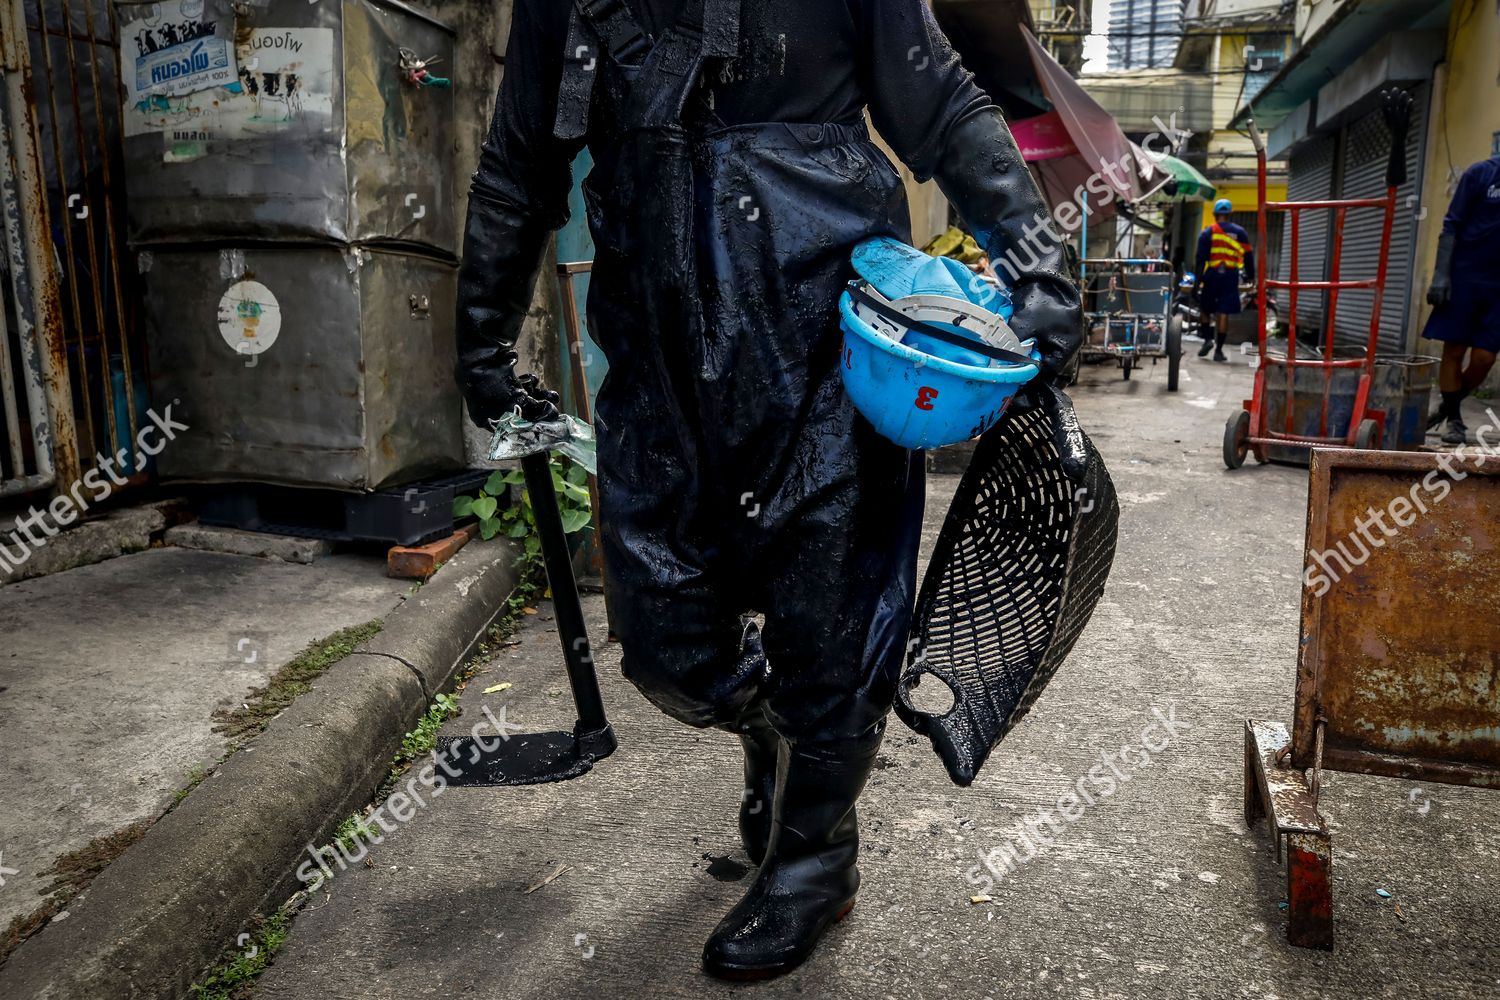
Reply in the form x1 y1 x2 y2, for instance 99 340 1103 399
1295 448 1500 787
116 0 456 254
141 245 462 490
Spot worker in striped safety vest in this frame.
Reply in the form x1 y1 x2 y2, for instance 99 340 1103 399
1193 198 1256 362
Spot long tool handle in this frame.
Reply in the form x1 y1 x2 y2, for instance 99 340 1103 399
522 451 608 733
1381 88 1412 188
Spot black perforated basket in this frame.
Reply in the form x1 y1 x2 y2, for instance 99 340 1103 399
896 387 1118 785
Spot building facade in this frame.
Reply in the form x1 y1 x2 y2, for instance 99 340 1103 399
1231 0 1478 357
1107 0 1186 71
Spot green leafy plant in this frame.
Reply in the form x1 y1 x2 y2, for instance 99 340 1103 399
454 458 593 553
188 911 290 1000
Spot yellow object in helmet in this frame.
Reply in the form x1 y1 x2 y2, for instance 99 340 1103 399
921 226 985 266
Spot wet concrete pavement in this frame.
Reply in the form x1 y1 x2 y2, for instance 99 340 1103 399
252 351 1500 999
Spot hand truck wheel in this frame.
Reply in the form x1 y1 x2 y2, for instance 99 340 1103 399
1224 410 1250 470
1354 418 1382 450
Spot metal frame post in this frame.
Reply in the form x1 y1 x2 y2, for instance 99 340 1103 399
0 0 81 495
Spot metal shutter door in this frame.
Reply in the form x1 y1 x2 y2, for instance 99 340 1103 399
1278 134 1336 337
1332 82 1428 355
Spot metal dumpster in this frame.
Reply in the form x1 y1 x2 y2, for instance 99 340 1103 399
116 0 463 490
116 0 456 252
141 246 462 490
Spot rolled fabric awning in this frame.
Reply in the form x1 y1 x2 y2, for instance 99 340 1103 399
1013 26 1165 218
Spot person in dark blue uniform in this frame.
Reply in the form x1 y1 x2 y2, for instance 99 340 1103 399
1194 197 1255 362
1424 155 1500 445
455 0 1081 979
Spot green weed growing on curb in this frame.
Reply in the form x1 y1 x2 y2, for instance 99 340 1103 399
213 539 550 978
212 620 384 740
322 690 465 871
188 909 291 1000
174 765 209 805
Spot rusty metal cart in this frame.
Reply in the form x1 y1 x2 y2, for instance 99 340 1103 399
1244 449 1500 949
1223 91 1412 469
1080 257 1183 390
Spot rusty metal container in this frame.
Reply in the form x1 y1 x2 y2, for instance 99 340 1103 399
140 245 462 490
115 0 456 253
1376 354 1438 449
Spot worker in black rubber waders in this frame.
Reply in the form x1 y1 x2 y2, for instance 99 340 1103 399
1423 152 1500 446
455 0 1082 979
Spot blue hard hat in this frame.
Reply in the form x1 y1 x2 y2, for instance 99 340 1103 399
1214 198 1233 214
839 238 1039 450
1179 270 1197 288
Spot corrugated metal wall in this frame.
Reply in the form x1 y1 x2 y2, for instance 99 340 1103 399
1274 83 1428 356
1277 133 1336 338
1336 81 1428 355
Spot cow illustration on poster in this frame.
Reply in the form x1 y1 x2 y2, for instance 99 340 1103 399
123 22 334 148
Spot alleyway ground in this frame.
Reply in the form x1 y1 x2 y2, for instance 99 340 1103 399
254 352 1500 999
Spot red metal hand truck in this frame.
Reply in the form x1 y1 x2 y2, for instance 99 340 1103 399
1223 89 1414 469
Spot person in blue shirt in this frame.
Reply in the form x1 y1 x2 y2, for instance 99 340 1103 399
1423 155 1500 445
1194 198 1255 362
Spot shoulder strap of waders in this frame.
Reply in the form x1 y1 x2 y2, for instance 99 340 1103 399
701 0 741 58
554 0 652 140
553 0 740 139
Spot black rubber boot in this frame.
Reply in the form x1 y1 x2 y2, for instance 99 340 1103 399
702 723 884 981
1213 332 1228 363
728 707 780 865
1196 328 1214 357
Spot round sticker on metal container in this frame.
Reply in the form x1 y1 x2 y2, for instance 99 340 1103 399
217 280 281 357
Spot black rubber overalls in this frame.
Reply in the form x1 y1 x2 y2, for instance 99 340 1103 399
565 0 923 741
456 0 1084 744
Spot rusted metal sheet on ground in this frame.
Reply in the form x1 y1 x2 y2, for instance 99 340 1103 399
1296 449 1500 786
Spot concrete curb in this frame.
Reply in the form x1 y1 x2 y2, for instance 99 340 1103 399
0 503 169 585
0 538 521 1000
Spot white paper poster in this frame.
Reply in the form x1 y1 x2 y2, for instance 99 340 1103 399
122 1 237 104
125 22 335 143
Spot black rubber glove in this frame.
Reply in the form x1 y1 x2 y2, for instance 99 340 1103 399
932 107 1083 385
1428 230 1455 308
455 187 562 429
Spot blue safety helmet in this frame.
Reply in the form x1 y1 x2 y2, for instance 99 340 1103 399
838 238 1039 450
1214 198 1233 214
1179 270 1197 289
